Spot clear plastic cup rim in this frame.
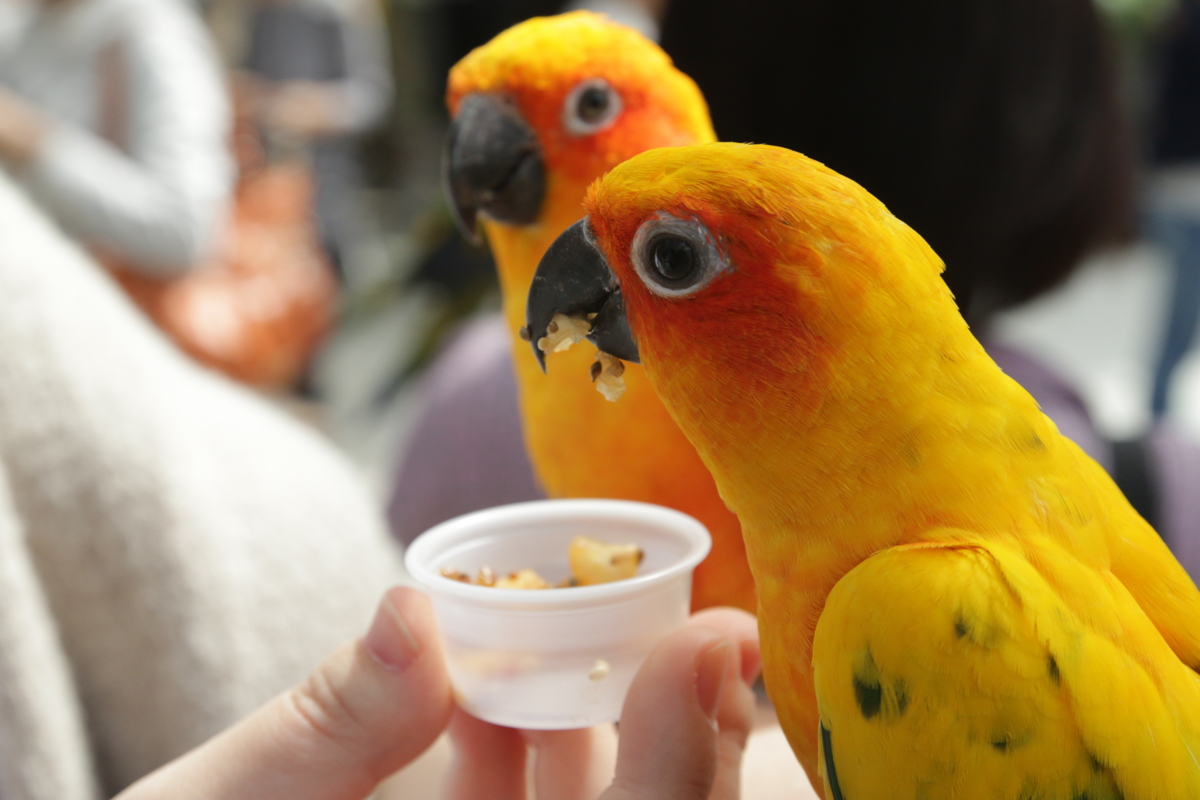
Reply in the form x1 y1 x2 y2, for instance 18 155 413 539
404 499 712 607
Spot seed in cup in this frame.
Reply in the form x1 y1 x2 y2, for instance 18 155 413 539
439 535 645 589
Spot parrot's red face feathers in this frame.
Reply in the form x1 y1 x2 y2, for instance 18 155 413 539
444 12 714 240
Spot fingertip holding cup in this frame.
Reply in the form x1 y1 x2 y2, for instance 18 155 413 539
404 500 711 730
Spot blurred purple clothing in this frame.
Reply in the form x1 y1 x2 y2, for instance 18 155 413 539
390 313 1200 581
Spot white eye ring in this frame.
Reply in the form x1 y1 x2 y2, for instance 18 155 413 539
562 79 623 136
631 212 732 298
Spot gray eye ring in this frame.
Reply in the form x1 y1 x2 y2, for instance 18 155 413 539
563 79 622 136
631 213 731 298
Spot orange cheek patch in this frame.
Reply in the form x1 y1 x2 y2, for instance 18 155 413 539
613 220 828 394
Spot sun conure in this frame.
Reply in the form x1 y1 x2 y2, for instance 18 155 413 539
443 12 755 612
527 142 1200 799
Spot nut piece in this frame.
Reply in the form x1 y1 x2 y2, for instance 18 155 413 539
495 568 551 590
537 313 591 355
569 536 644 586
592 351 627 402
589 659 611 682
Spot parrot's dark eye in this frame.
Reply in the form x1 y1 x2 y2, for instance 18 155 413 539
649 235 698 285
631 213 732 298
578 87 609 122
563 79 622 136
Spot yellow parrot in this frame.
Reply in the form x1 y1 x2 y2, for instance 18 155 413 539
443 12 756 612
526 142 1200 798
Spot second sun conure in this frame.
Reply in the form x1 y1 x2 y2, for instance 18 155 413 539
444 12 755 612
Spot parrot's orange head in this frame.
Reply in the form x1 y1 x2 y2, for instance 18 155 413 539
444 11 714 240
527 143 959 414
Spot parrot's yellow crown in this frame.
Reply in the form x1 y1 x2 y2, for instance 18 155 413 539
586 143 958 394
448 11 714 184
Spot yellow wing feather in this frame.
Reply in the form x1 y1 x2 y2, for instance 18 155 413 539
814 539 1200 800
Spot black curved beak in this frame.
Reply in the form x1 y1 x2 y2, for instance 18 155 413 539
525 219 640 372
443 93 546 243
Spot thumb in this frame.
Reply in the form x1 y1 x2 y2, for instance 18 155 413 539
601 624 754 800
119 587 454 800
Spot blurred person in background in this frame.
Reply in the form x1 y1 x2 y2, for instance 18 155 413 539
661 0 1135 327
237 0 393 280
1146 0 1200 416
390 0 1200 582
0 0 232 276
0 0 342 390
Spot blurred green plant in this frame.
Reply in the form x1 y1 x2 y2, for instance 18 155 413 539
1097 0 1180 39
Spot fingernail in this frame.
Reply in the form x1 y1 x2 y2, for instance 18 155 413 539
365 594 420 672
695 640 733 720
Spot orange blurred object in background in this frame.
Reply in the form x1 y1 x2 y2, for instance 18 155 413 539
105 91 337 389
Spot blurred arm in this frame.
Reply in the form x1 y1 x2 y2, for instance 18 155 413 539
17 0 233 274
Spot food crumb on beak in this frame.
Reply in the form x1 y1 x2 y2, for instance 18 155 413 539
537 312 592 354
592 351 627 402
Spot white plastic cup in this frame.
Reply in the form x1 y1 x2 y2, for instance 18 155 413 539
404 499 712 730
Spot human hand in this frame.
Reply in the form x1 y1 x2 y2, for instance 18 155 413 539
0 86 46 165
115 588 760 800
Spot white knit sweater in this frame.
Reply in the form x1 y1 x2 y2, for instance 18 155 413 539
0 172 405 798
